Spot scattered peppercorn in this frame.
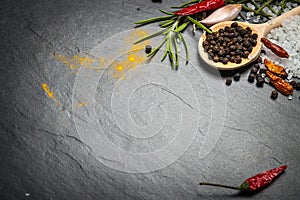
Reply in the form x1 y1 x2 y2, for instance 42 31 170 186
295 82 300 90
271 90 278 99
256 73 262 80
251 67 258 74
290 80 296 88
233 73 241 81
145 45 152 54
256 56 262 63
259 68 267 74
253 63 260 70
226 78 232 86
248 73 256 83
256 77 264 87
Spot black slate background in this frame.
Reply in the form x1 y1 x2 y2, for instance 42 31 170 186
1 0 300 200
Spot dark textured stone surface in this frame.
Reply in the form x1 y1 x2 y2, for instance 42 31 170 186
1 0 300 199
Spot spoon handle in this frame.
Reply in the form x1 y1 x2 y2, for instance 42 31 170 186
262 6 300 36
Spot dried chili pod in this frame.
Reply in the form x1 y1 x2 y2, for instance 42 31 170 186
266 71 293 95
199 165 287 192
174 0 225 16
261 38 289 58
264 58 287 77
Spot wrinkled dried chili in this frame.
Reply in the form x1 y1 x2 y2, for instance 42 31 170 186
266 71 293 95
199 165 287 192
261 38 289 58
174 0 225 16
264 58 287 77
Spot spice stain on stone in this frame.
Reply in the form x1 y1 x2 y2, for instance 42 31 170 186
42 83 61 106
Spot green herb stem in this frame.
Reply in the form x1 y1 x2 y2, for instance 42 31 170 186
199 182 241 190
186 16 212 34
255 0 275 15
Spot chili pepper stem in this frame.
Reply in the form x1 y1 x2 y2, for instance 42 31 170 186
199 182 242 190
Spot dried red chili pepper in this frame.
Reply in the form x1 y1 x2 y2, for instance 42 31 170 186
266 71 293 95
199 165 287 192
261 38 289 58
264 58 287 77
174 0 225 16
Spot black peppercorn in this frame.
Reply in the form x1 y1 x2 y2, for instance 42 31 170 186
234 73 241 81
253 63 260 70
259 68 267 74
236 58 242 64
248 73 256 83
210 40 217 45
223 57 229 64
256 77 264 87
145 45 152 54
295 82 300 90
218 49 225 56
247 46 253 52
226 78 232 86
251 67 258 74
213 55 219 62
231 22 238 28
271 90 278 99
252 33 258 39
256 56 262 63
290 80 296 88
246 27 252 34
256 73 263 80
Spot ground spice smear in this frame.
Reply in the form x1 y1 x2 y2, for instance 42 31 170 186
53 53 106 73
54 29 150 79
41 83 61 106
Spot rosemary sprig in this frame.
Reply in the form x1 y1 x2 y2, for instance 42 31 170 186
135 16 194 70
134 3 211 70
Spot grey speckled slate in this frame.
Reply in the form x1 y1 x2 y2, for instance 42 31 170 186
1 0 299 200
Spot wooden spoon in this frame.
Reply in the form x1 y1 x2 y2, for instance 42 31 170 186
198 6 300 70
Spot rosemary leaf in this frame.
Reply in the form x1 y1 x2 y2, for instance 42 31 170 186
135 15 174 25
186 16 212 34
160 19 176 28
134 29 167 44
178 33 189 64
159 9 175 16
147 37 167 58
255 0 275 15
173 36 179 69
168 38 176 69
174 21 190 33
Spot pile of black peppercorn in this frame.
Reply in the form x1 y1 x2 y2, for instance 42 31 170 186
248 63 266 87
203 22 258 64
